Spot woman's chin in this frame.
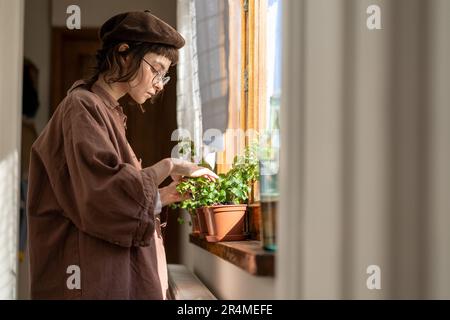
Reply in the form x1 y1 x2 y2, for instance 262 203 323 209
131 96 147 105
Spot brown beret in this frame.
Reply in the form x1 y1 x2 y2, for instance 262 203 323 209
99 10 185 49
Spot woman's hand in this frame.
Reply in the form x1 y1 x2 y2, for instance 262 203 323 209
149 158 219 186
170 158 219 181
159 181 191 207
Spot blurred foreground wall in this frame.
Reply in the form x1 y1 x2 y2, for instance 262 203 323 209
278 0 450 299
0 0 24 300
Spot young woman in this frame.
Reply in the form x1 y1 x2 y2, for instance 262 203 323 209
27 11 216 300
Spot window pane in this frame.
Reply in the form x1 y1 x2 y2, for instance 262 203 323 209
259 0 282 251
265 0 282 132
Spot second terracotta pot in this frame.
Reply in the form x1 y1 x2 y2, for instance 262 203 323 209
196 208 208 238
190 211 200 234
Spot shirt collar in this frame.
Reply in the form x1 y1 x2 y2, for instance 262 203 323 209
67 79 121 110
91 81 122 109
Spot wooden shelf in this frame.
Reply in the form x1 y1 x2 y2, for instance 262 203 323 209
189 234 275 277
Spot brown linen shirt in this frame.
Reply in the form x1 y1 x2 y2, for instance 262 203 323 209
27 80 168 299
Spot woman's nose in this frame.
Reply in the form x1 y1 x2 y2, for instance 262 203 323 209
153 81 163 91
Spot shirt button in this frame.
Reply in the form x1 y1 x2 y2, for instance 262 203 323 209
140 241 146 246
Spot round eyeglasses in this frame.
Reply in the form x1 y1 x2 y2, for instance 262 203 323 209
142 58 170 86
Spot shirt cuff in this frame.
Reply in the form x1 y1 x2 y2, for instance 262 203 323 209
154 190 162 215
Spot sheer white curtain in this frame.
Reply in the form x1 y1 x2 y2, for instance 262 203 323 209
176 0 203 161
0 0 24 300
195 0 229 134
177 0 234 164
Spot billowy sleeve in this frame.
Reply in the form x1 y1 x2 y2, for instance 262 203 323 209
61 97 158 247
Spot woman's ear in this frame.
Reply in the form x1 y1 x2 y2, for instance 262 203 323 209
118 43 130 63
118 43 129 53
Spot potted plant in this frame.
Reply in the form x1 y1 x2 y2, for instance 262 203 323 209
171 138 211 237
172 176 211 238
174 144 260 242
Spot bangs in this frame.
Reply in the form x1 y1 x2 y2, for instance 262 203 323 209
146 43 179 66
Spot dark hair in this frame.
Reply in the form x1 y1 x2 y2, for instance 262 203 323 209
89 41 178 85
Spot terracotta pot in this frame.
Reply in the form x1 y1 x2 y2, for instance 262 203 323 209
190 211 200 235
203 206 216 236
205 204 248 242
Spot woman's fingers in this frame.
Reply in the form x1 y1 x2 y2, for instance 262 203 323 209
171 186 191 203
190 167 219 180
171 174 183 182
170 159 219 181
160 181 192 206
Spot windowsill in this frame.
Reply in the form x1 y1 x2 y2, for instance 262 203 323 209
189 234 275 277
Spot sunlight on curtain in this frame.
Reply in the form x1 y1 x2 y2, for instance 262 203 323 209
176 0 203 162
199 0 241 171
177 0 239 168
196 0 231 168
195 0 229 134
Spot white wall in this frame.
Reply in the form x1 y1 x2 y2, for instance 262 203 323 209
0 0 24 300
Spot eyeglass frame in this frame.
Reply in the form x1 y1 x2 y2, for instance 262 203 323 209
142 58 170 86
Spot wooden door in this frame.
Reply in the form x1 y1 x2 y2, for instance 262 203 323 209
51 28 100 113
